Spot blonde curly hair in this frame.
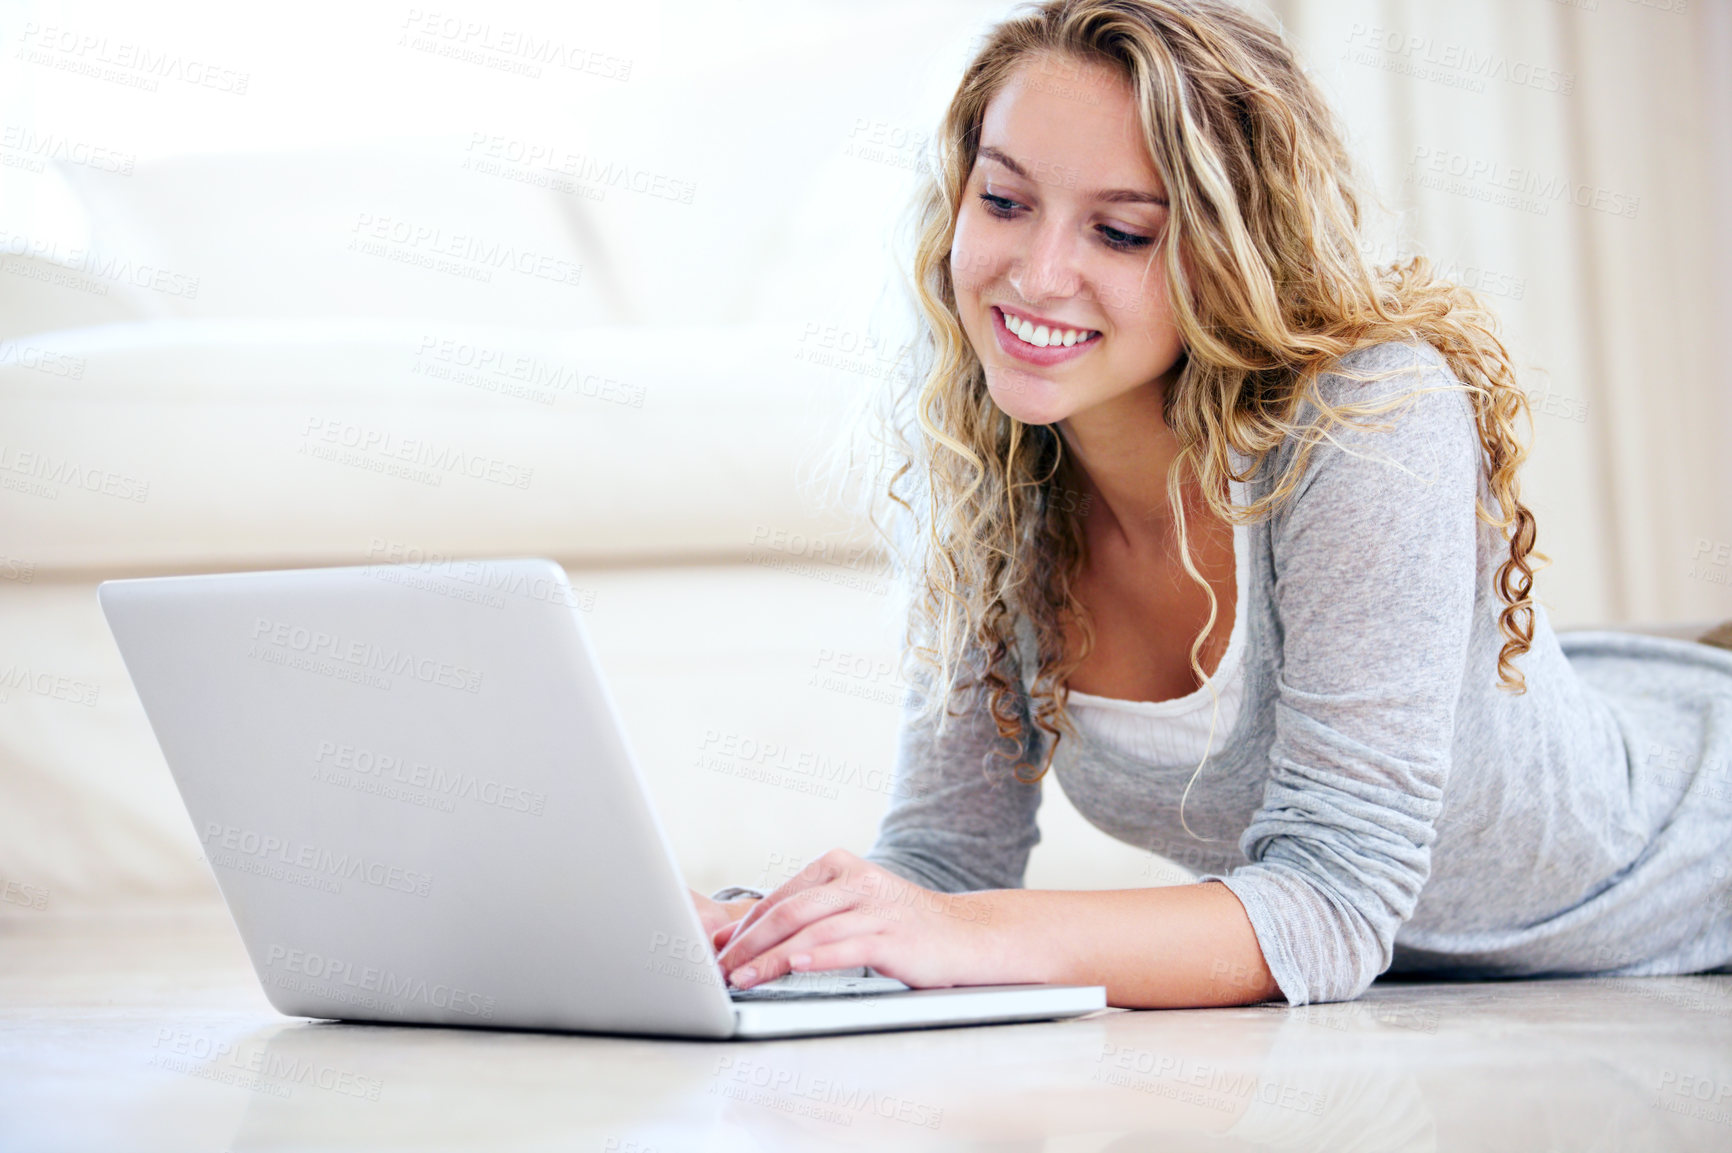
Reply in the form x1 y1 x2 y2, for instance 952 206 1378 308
852 0 1542 789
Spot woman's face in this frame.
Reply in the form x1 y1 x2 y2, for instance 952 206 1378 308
951 53 1183 427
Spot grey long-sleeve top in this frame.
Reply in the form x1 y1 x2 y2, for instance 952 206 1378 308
865 339 1732 1006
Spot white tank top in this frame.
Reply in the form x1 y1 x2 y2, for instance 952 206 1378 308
1062 520 1250 766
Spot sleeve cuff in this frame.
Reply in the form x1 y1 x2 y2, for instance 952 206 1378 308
1199 871 1310 1007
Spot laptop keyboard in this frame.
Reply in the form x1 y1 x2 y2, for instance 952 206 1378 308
728 973 912 1000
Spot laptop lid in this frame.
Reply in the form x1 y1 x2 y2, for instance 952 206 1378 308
100 559 737 1038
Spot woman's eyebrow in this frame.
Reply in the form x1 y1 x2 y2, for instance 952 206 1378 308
979 145 1167 205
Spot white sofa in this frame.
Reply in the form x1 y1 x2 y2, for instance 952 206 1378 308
0 319 1166 913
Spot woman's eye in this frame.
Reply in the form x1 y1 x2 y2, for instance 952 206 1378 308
977 191 1154 253
1099 224 1154 251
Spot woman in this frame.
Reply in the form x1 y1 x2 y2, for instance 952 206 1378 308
695 0 1732 1008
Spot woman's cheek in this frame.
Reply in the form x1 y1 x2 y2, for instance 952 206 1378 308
949 237 991 297
1096 274 1150 316
949 259 990 350
950 202 1003 288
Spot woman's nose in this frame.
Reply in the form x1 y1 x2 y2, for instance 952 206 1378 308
1008 221 1083 303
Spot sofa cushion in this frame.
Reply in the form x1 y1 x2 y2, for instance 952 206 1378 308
1 318 880 571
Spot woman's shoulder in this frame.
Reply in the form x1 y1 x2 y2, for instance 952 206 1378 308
1255 337 1482 504
1281 338 1477 456
1314 338 1458 407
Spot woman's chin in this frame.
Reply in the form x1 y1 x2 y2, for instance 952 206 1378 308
984 368 1073 426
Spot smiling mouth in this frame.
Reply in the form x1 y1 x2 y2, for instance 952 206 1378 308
992 306 1101 350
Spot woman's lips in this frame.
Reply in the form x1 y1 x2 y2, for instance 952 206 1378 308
989 306 1101 367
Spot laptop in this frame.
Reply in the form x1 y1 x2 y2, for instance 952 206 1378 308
98 558 1106 1039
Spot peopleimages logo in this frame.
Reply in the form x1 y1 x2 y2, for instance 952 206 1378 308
363 539 597 610
412 335 645 408
347 213 582 289
149 1028 383 1102
711 1056 945 1130
397 9 632 82
249 617 484 694
0 339 88 378
0 663 100 707
300 416 535 490
0 124 135 175
313 740 547 816
16 21 250 94
0 442 149 502
264 944 496 1019
1407 146 1640 219
202 822 433 898
0 228 201 297
1 878 50 910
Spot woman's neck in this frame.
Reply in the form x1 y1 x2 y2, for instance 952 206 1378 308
1056 377 1221 561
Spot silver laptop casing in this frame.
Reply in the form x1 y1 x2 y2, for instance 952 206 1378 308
99 560 1105 1038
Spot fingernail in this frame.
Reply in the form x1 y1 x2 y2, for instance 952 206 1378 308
788 953 812 970
732 966 757 987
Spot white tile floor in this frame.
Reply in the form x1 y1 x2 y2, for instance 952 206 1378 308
4 906 1731 1151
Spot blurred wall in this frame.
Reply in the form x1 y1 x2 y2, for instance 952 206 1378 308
1262 0 1732 628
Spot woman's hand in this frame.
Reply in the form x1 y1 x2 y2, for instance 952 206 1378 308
688 888 761 944
703 856 1282 1007
712 849 1016 990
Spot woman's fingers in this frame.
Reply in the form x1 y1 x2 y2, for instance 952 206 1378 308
715 852 862 964
716 882 860 972
724 851 847 943
725 912 888 988
712 918 745 951
782 938 879 978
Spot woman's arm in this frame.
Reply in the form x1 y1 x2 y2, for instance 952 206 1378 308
714 848 1281 1005
989 882 1282 1005
863 667 1047 893
1192 342 1481 1004
705 655 1049 965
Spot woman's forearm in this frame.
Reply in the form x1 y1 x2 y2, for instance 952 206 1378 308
707 851 1283 1006
969 881 1282 1007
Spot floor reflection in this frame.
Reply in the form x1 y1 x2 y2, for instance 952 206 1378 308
209 979 1732 1152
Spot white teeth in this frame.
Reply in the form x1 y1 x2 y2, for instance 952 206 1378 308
1000 309 1095 349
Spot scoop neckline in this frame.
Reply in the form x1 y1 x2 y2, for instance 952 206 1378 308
1064 518 1250 717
